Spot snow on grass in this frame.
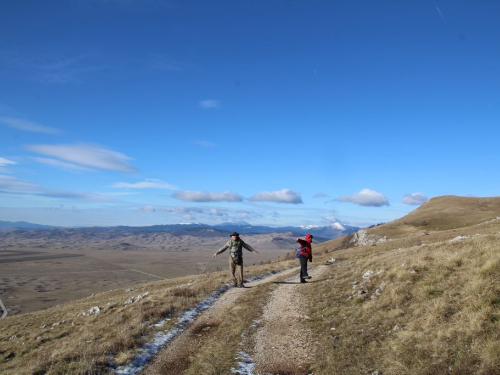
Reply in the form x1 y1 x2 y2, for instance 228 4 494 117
111 269 283 374
112 285 230 375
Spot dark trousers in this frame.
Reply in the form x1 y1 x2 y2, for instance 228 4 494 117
229 257 244 286
299 255 308 281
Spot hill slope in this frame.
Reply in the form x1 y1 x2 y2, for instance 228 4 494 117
2 195 500 374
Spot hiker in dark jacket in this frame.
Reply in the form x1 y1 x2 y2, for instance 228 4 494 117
213 232 259 288
297 234 313 283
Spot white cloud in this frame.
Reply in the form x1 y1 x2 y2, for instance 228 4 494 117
338 189 389 207
0 157 17 166
27 143 137 172
249 189 303 204
111 179 178 190
402 192 428 205
140 205 156 212
199 99 221 109
172 190 243 202
0 116 61 134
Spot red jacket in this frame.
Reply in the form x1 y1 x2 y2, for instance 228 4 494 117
297 234 313 260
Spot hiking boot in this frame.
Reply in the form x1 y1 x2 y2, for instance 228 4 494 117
305 276 312 279
300 279 307 284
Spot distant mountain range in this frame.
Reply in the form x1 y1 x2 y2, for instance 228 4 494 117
0 220 60 232
0 220 359 251
0 220 359 239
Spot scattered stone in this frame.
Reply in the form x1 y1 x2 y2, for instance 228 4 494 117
362 270 374 279
41 325 46 329
350 229 387 247
78 306 101 316
450 236 469 242
125 292 149 305
9 335 17 340
392 325 401 331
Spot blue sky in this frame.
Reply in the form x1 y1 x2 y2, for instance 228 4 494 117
1 0 499 228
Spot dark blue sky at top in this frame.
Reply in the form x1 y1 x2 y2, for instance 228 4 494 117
1 0 499 226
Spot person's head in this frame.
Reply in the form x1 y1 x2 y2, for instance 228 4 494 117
306 234 313 243
230 232 240 239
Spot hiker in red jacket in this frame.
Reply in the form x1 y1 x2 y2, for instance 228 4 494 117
297 234 313 283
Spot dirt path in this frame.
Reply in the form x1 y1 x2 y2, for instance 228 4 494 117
140 264 328 374
252 264 326 374
140 267 300 375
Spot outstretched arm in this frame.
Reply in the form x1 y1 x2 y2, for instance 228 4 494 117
242 241 259 254
213 242 229 258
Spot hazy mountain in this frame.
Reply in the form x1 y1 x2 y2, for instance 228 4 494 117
0 220 61 233
0 220 358 239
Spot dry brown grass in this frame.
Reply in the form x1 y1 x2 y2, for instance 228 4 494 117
0 259 296 374
304 214 500 375
2 195 500 374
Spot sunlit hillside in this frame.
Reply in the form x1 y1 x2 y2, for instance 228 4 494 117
1 195 500 375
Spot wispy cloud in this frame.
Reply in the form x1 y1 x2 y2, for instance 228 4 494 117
146 55 197 71
172 190 243 202
41 190 119 202
26 143 137 172
1 51 104 84
249 189 303 204
199 100 221 109
0 116 61 134
338 189 389 207
313 192 328 198
402 192 428 205
33 157 93 171
111 179 178 190
0 157 17 167
140 205 156 212
436 6 446 21
160 206 229 216
192 140 217 148
0 174 41 193
0 174 117 202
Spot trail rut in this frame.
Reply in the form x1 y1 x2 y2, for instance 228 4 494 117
140 264 327 374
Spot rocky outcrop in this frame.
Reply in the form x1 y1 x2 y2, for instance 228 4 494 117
349 229 387 247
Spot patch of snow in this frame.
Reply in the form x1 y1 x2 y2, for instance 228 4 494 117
111 269 283 375
231 351 255 374
331 222 346 230
112 285 230 374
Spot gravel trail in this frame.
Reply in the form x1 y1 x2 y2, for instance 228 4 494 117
140 267 300 375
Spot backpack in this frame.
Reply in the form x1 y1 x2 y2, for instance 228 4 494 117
295 244 303 258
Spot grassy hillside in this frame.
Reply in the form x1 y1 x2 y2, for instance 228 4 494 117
2 195 500 374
